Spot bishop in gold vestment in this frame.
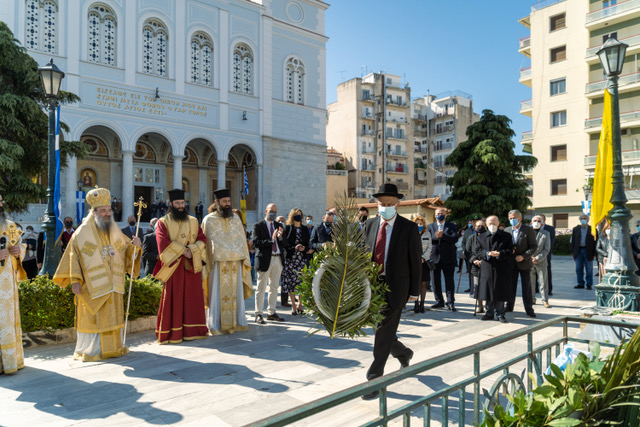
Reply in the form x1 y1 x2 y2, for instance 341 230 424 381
202 189 253 335
0 194 27 375
53 188 141 361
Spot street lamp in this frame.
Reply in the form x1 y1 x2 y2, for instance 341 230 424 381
595 37 640 310
37 58 65 276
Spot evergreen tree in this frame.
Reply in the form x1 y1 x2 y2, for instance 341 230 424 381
0 22 85 212
443 109 538 224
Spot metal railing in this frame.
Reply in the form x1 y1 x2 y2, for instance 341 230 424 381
586 0 640 25
361 130 376 136
249 316 631 427
587 33 640 57
585 109 640 128
520 66 531 80
387 150 408 157
414 146 428 153
586 70 640 93
519 36 530 50
386 165 408 173
520 99 532 110
522 130 533 142
435 142 454 151
585 148 640 166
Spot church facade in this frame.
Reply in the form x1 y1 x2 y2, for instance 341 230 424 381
2 0 328 224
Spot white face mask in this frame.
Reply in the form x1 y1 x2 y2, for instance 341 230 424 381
378 205 397 221
606 229 611 236
532 221 542 230
487 225 498 233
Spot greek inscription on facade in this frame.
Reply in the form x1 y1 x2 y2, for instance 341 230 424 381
93 86 208 118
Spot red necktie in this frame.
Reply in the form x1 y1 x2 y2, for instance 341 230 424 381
270 222 278 253
374 221 387 274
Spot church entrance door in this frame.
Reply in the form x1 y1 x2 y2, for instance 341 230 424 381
134 186 153 222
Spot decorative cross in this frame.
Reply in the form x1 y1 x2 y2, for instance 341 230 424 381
2 222 23 246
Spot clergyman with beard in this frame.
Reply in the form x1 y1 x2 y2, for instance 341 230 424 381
153 189 208 344
201 189 253 335
53 187 142 361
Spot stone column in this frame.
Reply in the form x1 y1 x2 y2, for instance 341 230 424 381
173 154 184 190
65 154 78 221
198 168 208 206
257 163 263 213
217 159 227 189
122 150 134 221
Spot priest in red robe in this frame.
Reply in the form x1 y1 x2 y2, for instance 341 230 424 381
153 189 208 344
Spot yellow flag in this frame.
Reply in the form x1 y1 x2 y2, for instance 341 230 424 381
591 89 614 236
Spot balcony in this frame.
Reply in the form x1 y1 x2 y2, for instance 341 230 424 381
413 130 427 138
585 109 640 132
584 148 640 167
390 180 409 191
434 142 454 151
360 130 376 137
519 35 531 57
435 124 454 135
520 66 532 87
361 93 375 102
361 146 376 154
414 114 427 121
388 117 408 124
386 99 408 107
386 133 407 140
387 150 408 158
362 113 374 120
586 70 640 96
361 164 376 172
415 171 428 183
522 130 533 142
386 164 408 174
586 0 640 29
414 146 428 153
326 169 347 176
435 175 450 185
586 33 640 63
520 99 532 116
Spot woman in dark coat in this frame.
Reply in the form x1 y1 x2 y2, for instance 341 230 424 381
282 207 311 315
467 218 486 314
474 216 513 322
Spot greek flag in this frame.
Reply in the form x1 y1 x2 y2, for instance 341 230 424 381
53 105 63 240
243 166 249 195
76 191 85 222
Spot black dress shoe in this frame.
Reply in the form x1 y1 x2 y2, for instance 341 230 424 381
527 312 536 318
586 286 592 290
255 314 266 324
549 292 554 296
446 302 456 312
413 301 420 313
399 349 414 368
267 313 285 322
574 285 585 289
361 390 379 400
481 313 494 321
498 316 508 323
464 288 471 293
431 302 445 309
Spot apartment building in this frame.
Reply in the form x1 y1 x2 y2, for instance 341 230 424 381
327 73 476 202
519 0 640 229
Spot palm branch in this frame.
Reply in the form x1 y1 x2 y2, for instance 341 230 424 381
298 193 387 338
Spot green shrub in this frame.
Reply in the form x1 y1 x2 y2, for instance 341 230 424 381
19 275 163 332
552 234 571 256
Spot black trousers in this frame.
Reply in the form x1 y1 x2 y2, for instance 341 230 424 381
547 255 553 293
432 263 455 304
507 268 535 315
367 304 411 380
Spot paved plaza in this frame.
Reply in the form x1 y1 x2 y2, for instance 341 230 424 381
1 256 599 426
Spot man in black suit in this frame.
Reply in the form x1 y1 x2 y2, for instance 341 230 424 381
361 183 421 400
505 209 537 317
630 219 640 275
251 203 286 324
142 218 159 276
474 215 512 323
309 211 335 251
195 201 204 223
427 207 458 311
540 214 556 295
570 214 596 289
121 215 138 239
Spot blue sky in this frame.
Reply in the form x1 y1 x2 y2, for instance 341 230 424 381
325 0 533 154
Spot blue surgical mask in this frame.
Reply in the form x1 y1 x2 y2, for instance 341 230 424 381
379 206 397 221
580 219 588 225
418 225 424 232
637 225 640 232
436 214 445 222
468 224 473 229
307 220 313 225
509 218 519 227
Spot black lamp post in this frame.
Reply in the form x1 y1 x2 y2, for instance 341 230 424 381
37 58 65 277
595 37 640 310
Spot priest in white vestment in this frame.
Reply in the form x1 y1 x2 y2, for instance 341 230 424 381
202 188 253 335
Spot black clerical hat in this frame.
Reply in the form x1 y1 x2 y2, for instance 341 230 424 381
214 188 231 200
373 183 404 199
168 189 185 202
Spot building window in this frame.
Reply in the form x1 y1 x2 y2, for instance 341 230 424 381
551 179 567 195
88 4 117 66
550 13 565 31
25 0 58 54
551 110 567 128
142 19 168 77
603 32 618 44
550 46 566 63
551 145 567 161
189 32 213 86
603 0 617 7
233 43 253 95
553 213 569 229
285 57 305 104
550 78 566 96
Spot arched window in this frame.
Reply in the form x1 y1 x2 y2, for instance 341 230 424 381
285 57 305 104
25 0 58 54
88 4 117 66
189 32 213 86
142 19 168 77
232 43 253 95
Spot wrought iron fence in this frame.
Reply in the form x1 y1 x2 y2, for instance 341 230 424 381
248 316 631 427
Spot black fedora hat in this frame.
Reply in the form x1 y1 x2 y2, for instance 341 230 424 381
373 183 404 199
